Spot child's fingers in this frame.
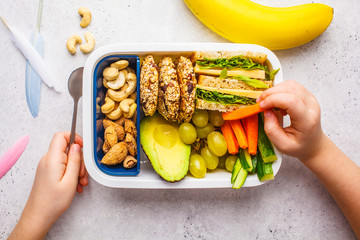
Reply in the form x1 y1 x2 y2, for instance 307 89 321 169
62 144 82 186
79 158 86 178
259 93 307 123
79 174 88 186
260 80 308 104
263 110 292 150
259 80 301 99
76 183 83 193
48 132 83 154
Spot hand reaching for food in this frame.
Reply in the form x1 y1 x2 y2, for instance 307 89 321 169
258 80 324 161
8 132 88 240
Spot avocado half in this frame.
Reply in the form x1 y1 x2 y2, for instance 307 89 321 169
140 113 191 182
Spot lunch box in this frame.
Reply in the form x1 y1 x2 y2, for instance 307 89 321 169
83 43 283 189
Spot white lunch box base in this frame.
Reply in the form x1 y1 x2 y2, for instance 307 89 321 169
83 43 283 189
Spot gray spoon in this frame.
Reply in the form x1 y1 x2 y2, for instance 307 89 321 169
68 67 83 150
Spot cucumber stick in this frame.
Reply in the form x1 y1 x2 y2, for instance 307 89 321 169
239 148 253 172
256 151 274 181
232 168 248 189
258 114 277 163
250 154 257 174
231 157 248 189
231 157 241 184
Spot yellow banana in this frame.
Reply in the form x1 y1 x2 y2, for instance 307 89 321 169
183 0 333 50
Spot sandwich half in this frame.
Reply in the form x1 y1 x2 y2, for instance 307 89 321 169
196 75 270 112
193 51 279 112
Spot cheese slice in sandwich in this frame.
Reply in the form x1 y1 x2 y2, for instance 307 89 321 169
196 75 266 112
194 64 265 80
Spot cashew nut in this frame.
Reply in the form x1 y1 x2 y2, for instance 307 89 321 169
123 103 137 119
103 78 109 88
126 67 135 74
66 35 82 55
107 71 126 90
80 32 95 54
107 87 129 102
104 126 118 148
120 69 128 77
101 97 115 114
106 103 122 120
125 72 137 94
110 60 129 70
120 98 135 113
123 156 137 169
103 67 119 81
78 7 91 28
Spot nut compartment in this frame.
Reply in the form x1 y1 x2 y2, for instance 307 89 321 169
93 55 140 176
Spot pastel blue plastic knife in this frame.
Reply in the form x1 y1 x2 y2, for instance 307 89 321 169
25 0 43 118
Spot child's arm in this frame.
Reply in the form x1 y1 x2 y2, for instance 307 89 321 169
259 80 360 238
8 132 88 240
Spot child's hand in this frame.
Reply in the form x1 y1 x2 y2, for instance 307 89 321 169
258 80 325 161
9 132 89 240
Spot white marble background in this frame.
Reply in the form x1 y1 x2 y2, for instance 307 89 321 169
0 0 359 239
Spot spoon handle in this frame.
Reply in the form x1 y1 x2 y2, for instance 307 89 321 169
69 99 78 150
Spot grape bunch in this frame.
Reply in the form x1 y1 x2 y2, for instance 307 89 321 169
179 110 237 178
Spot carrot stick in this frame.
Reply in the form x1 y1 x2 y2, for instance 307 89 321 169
220 121 239 154
222 103 264 120
229 120 248 149
245 114 258 155
241 118 247 134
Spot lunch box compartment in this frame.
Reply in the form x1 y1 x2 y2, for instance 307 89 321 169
93 55 140 176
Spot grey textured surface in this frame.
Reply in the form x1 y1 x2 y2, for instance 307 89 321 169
0 0 359 239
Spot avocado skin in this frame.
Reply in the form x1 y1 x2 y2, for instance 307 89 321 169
140 113 191 182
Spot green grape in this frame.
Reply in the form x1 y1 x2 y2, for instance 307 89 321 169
208 110 225 127
179 123 197 144
196 123 214 139
201 146 219 170
189 154 207 178
192 110 209 128
218 153 228 169
225 155 237 172
207 131 227 157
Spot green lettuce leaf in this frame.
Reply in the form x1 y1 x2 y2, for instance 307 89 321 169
196 88 256 105
219 68 228 79
196 56 267 71
268 68 280 81
232 75 269 89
